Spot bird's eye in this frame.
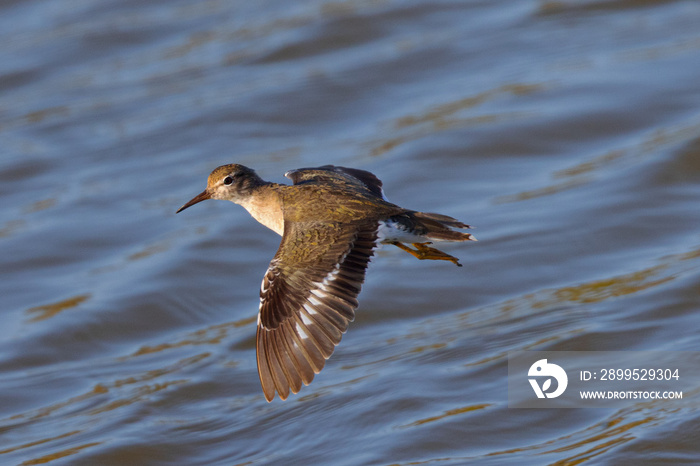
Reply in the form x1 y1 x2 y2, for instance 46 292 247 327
223 176 233 185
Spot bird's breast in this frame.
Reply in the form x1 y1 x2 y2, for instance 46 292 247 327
238 193 284 236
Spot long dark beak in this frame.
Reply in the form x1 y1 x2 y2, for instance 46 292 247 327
176 190 211 213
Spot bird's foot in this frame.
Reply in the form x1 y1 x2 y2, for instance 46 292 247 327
391 242 463 267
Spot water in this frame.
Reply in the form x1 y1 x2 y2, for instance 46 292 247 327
2 0 700 464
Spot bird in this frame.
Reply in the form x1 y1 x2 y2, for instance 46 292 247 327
176 164 476 401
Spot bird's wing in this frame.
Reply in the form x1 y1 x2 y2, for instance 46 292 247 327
256 220 377 401
285 165 386 200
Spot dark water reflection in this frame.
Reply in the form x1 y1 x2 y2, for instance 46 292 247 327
1 0 700 464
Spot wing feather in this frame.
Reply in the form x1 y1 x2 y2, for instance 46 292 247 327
256 222 377 401
285 165 386 200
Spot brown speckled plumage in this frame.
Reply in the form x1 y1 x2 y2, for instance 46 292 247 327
177 164 475 401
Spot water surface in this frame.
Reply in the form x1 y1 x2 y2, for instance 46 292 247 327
2 0 700 464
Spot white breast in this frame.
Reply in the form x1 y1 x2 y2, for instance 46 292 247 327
238 197 284 236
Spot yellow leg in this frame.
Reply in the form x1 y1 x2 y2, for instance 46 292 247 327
391 242 462 267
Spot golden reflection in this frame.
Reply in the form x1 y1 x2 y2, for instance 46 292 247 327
234 16 310 41
0 430 81 455
371 114 509 157
500 117 700 204
408 343 447 354
641 120 700 153
113 353 209 388
3 353 209 427
401 404 491 428
512 254 685 314
538 1 568 15
88 380 188 415
164 30 216 59
550 438 630 465
94 228 207 274
0 219 25 238
493 178 589 204
678 246 700 261
370 83 543 157
127 241 171 261
540 415 657 465
22 198 57 214
26 294 91 323
396 84 542 129
545 416 654 454
20 442 101 465
464 335 563 368
23 106 68 124
297 375 375 402
340 352 404 370
538 0 684 15
620 36 700 63
487 403 662 462
554 150 625 179
7 384 110 423
551 266 672 304
122 317 256 359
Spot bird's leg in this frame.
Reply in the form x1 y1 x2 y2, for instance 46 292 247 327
391 242 462 267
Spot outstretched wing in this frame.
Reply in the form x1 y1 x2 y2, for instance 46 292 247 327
256 220 377 401
285 165 386 200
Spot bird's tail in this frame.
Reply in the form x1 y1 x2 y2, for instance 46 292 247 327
410 211 476 242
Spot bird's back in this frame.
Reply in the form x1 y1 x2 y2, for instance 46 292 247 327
279 166 403 224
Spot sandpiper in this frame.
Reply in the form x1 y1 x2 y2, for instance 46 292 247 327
177 164 475 401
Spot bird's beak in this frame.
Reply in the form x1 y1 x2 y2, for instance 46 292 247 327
176 190 211 213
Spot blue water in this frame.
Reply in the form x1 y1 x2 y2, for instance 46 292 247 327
2 0 700 464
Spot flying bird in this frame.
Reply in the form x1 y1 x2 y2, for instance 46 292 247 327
177 164 475 401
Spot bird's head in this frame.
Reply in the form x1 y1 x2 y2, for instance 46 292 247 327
176 164 263 213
